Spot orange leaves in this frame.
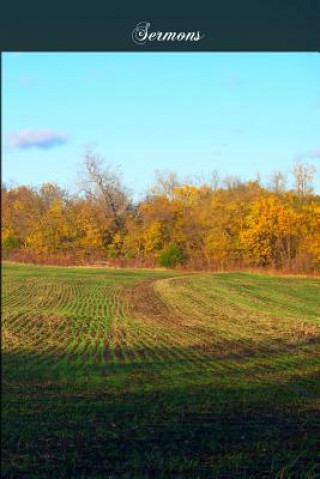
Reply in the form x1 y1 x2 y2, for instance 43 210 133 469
144 221 166 255
172 185 200 206
241 195 300 267
2 177 320 271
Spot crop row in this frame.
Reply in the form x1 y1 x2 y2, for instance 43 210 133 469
3 272 320 378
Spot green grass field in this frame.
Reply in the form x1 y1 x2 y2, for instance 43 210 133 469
2 262 320 478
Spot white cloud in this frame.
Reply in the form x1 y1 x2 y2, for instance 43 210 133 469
9 129 69 150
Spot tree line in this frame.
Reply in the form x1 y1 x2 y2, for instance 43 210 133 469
2 152 320 272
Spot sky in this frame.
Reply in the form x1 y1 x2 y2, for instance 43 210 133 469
2 52 320 198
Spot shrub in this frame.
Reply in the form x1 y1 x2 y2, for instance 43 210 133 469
158 244 185 268
2 236 19 251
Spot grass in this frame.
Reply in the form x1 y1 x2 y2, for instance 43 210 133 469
2 262 320 478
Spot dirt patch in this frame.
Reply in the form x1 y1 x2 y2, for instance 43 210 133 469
125 279 177 326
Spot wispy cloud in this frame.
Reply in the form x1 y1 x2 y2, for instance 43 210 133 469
9 129 69 150
295 148 320 161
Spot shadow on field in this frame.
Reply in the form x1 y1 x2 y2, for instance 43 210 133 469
3 332 320 367
2 349 320 478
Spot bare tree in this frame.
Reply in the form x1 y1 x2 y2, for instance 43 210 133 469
38 183 68 211
210 169 220 192
223 175 242 190
79 150 130 232
151 170 180 199
292 162 316 198
269 171 287 194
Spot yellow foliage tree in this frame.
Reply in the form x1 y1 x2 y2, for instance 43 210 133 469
241 195 299 267
144 221 166 255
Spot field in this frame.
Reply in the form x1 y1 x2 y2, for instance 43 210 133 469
2 263 320 478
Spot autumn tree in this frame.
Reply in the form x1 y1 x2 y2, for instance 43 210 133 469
2 161 319 272
241 195 299 268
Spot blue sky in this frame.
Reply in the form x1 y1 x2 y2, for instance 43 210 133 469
2 52 320 197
